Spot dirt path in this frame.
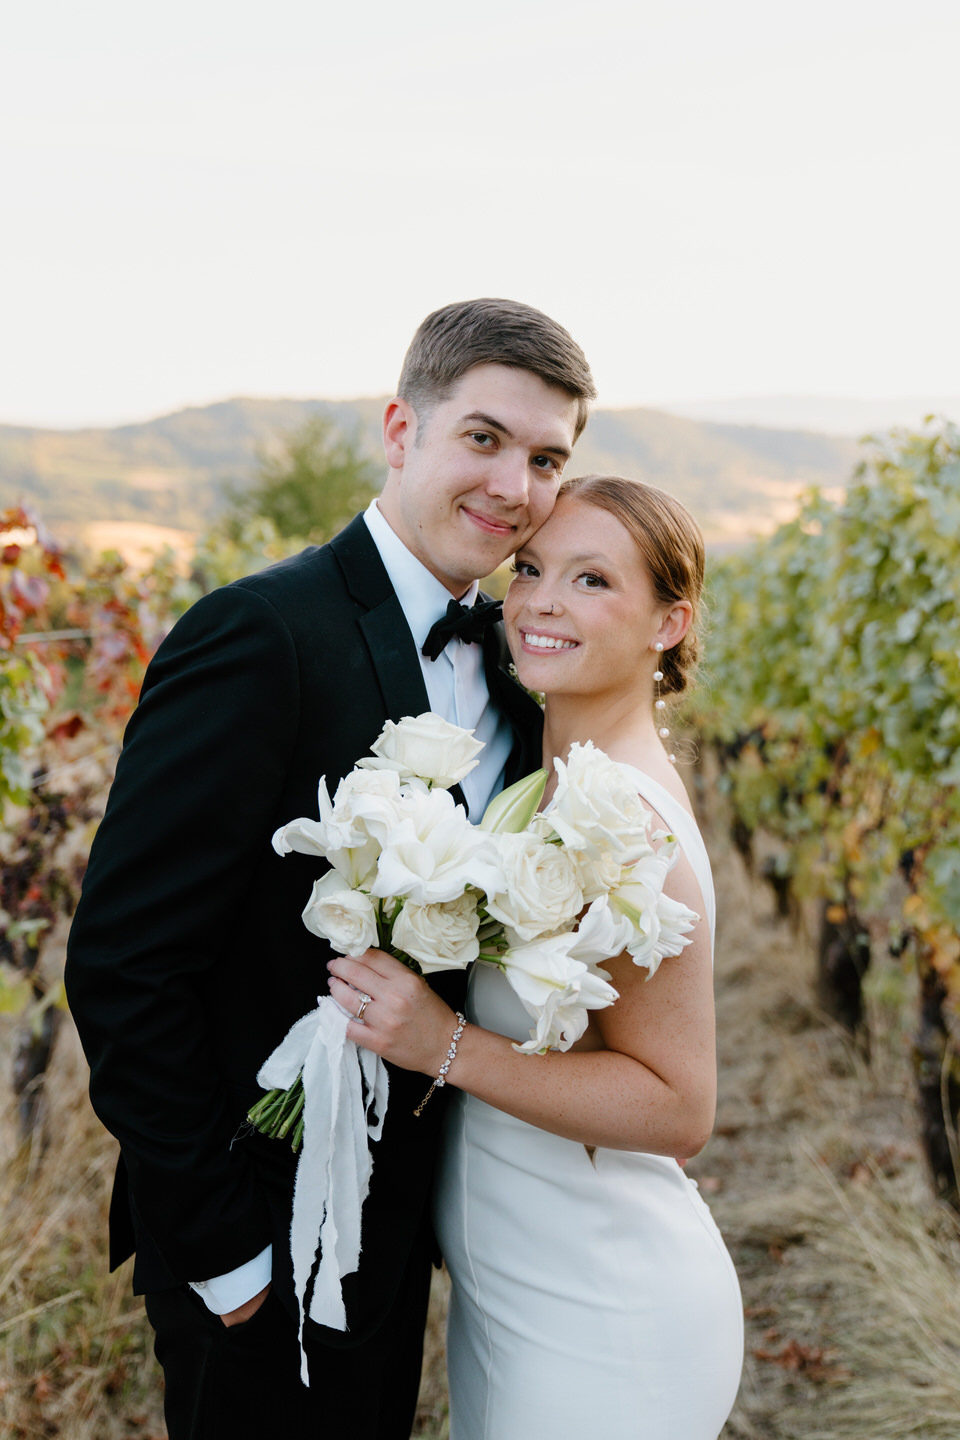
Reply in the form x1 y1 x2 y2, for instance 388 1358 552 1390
686 823 960 1440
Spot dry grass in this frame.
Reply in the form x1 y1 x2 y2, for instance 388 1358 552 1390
0 1015 164 1438
3 814 960 1438
694 814 960 1440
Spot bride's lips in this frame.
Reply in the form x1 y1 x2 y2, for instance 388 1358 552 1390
518 627 579 653
461 506 516 538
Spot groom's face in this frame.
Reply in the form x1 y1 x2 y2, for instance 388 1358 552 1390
380 362 580 596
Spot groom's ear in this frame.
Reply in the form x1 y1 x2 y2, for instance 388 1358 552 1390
657 601 693 652
383 397 417 472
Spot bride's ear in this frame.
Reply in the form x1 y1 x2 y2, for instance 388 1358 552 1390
655 601 693 653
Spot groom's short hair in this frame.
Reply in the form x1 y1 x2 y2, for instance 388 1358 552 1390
398 298 596 441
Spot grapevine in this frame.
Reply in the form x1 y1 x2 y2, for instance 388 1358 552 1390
0 510 195 1132
689 421 960 1201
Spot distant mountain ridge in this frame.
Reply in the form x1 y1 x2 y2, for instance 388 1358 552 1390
0 396 862 549
660 395 960 437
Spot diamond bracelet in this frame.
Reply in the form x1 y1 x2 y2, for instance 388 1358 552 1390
414 1011 466 1117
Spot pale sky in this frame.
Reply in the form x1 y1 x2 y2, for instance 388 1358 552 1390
3 0 958 427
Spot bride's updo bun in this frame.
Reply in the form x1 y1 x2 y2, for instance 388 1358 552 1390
557 475 704 697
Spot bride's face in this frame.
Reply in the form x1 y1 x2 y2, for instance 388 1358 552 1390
503 496 667 699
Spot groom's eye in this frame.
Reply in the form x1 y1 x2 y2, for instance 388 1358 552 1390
531 454 560 472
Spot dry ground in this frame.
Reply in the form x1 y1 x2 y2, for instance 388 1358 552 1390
2 823 960 1438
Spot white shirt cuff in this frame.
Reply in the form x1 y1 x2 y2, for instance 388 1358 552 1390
189 1244 273 1314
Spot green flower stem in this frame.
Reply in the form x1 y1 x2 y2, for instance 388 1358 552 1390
247 1075 305 1150
276 1083 305 1139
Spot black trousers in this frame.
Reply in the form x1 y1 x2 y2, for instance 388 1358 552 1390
145 1243 433 1440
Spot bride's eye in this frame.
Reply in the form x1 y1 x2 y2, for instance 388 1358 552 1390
511 560 539 578
577 571 608 589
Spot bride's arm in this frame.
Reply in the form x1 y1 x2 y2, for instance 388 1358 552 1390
326 844 717 1159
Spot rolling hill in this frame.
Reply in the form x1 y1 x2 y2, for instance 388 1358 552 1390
0 396 860 551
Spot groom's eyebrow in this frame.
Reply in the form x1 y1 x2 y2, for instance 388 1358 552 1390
461 411 572 462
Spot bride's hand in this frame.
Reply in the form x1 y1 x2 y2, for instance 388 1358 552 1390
326 951 458 1077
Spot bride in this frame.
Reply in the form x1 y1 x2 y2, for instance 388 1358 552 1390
327 474 744 1439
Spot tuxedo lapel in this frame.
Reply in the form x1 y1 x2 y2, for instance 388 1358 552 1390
330 516 431 723
330 515 542 787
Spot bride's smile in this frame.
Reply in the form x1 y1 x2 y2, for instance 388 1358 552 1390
504 495 669 702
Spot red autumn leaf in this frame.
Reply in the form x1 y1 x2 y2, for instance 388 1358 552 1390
47 711 87 742
10 569 50 612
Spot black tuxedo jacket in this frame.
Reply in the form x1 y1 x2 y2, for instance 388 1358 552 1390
65 514 542 1343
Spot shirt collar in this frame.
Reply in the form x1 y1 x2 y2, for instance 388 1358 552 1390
363 499 479 650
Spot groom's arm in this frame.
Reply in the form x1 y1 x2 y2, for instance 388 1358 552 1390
66 584 300 1285
190 1245 273 1320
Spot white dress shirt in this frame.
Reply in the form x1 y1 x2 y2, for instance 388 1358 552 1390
362 498 513 818
190 500 515 1312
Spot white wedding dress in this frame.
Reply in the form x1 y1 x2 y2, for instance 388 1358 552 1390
433 768 743 1440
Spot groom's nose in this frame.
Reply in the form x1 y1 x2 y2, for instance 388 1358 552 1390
485 450 531 506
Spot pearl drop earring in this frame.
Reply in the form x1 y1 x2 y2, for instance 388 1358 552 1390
653 642 676 765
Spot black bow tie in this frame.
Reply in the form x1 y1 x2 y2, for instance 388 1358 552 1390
421 598 503 661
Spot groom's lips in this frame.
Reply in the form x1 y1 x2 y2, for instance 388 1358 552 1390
461 506 516 537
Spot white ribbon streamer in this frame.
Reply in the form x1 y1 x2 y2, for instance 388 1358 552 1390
256 996 389 1384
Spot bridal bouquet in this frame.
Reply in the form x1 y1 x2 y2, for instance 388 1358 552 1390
249 713 697 1368
251 712 698 1137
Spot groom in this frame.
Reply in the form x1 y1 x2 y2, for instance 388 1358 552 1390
66 298 595 1439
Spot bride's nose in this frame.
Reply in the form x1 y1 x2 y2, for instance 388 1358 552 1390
534 590 562 617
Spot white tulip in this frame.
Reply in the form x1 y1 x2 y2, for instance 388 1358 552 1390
502 935 619 1054
567 895 635 965
501 931 619 1053
608 850 697 973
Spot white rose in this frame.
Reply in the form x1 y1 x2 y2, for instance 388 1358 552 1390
329 767 404 831
301 870 379 954
483 833 583 942
570 850 623 904
371 784 504 905
360 712 484 789
546 741 657 863
392 892 480 974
